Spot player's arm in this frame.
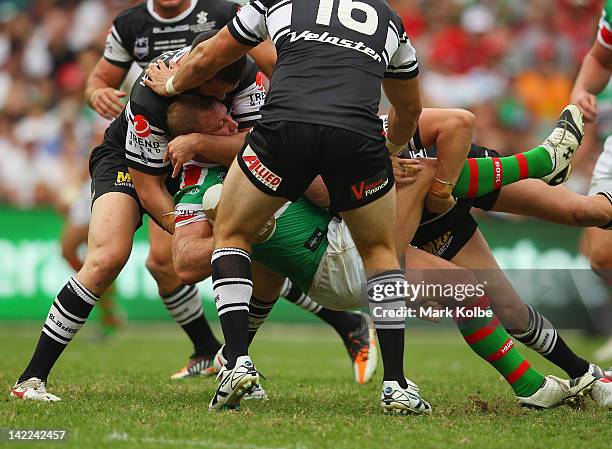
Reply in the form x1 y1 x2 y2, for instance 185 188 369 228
571 40 612 122
145 2 268 96
487 180 612 228
85 59 129 120
173 217 215 284
129 169 177 233
86 22 134 119
247 39 276 78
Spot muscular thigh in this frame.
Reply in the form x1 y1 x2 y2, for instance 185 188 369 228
148 218 173 265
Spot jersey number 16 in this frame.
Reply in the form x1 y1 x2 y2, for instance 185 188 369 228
315 0 379 36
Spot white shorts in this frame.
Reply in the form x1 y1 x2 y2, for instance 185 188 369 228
68 180 92 227
308 218 366 311
589 136 612 196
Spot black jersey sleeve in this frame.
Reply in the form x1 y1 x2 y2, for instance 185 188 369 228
124 100 170 175
228 61 265 129
384 14 419 79
227 0 268 47
104 12 134 69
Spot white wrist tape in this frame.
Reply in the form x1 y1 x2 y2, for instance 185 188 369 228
165 76 179 96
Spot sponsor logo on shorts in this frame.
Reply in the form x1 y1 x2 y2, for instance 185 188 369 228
420 231 453 257
133 115 151 138
350 174 389 201
115 171 134 187
242 146 282 191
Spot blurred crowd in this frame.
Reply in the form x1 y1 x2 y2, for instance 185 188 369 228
0 0 610 208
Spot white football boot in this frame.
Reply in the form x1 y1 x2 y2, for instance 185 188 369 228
11 378 61 402
209 355 259 411
540 105 585 185
517 374 593 409
212 347 268 401
380 379 432 415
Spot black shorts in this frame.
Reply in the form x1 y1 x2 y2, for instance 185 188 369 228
411 190 501 260
89 143 179 229
237 121 394 212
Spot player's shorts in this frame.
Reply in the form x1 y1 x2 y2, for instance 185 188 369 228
411 189 501 261
238 121 394 212
588 136 612 196
68 180 92 227
89 143 180 229
308 218 366 311
173 164 220 228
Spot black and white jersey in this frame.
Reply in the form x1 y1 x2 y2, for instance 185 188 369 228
104 0 240 69
102 48 264 176
228 0 418 139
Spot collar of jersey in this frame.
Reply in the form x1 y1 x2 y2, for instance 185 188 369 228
147 0 197 24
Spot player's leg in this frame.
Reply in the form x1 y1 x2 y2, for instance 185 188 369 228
13 192 139 401
450 230 608 404
403 246 583 408
146 219 221 379
452 105 585 197
491 181 612 228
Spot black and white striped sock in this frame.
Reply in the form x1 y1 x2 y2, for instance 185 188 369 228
161 284 221 356
211 247 252 369
510 305 589 378
248 296 278 345
19 277 99 382
280 278 322 313
367 270 407 386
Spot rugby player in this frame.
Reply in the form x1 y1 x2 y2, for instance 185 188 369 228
166 96 589 411
143 0 488 413
571 0 612 361
10 33 249 402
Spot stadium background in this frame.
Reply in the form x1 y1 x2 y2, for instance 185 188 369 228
0 0 610 329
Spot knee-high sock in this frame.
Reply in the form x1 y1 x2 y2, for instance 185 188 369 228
509 305 590 378
454 147 552 198
211 248 252 369
19 277 99 383
280 279 361 338
248 296 278 345
454 296 545 398
367 270 407 387
161 284 221 357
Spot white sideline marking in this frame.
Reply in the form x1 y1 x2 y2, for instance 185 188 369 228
106 432 305 449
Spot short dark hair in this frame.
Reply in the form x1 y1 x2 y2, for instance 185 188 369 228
190 31 246 85
166 94 217 137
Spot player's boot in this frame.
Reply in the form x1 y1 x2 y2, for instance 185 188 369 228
517 374 591 409
540 105 585 185
11 378 61 402
170 353 217 380
211 348 268 401
343 312 378 385
585 365 612 407
209 355 259 411
380 379 432 415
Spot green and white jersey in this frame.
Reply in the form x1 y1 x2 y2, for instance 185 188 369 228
599 0 612 50
174 164 332 292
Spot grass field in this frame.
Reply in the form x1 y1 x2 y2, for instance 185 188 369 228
1 323 610 449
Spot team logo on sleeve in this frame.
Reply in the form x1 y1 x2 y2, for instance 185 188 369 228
242 146 282 191
133 115 151 138
134 37 149 59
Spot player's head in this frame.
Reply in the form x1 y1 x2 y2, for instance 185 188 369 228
167 94 238 138
189 31 247 101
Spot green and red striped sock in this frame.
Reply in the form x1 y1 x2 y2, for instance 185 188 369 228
454 296 545 398
453 146 552 198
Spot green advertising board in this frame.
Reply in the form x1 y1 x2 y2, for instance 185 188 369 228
0 207 609 326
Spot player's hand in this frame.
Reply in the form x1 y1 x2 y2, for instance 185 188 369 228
166 133 200 178
391 156 423 186
426 192 456 214
144 59 177 97
90 87 126 120
571 89 598 123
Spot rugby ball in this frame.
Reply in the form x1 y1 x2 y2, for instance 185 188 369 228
202 184 223 224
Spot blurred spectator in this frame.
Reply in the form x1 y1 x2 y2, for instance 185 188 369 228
0 0 608 208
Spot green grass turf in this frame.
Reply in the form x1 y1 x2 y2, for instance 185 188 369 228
0 323 610 449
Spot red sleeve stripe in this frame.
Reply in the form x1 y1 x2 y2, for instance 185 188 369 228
599 25 612 48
